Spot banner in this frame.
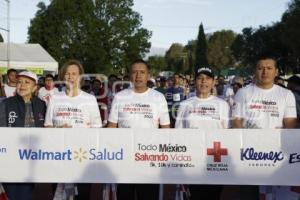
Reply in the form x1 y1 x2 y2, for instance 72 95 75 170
0 128 299 185
0 67 7 74
25 68 44 75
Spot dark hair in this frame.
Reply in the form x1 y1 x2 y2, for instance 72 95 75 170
108 74 118 80
256 54 278 69
92 79 102 84
130 59 150 72
7 68 17 75
59 59 84 81
45 74 55 80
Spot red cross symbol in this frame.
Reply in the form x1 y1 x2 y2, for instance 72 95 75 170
207 141 228 162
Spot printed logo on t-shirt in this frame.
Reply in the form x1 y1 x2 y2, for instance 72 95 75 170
122 103 153 119
248 99 279 118
8 111 18 124
54 107 85 125
188 106 220 120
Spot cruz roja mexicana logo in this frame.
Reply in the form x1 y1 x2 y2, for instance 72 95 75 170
18 148 124 162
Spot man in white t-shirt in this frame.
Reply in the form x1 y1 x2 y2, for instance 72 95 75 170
4 68 17 97
38 74 59 105
175 67 229 200
107 59 170 200
232 56 297 200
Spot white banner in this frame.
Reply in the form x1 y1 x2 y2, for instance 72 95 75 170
0 128 299 185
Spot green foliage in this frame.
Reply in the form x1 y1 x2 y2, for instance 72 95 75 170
207 30 236 72
195 23 208 70
28 0 152 74
183 40 197 74
231 0 300 74
165 43 185 73
147 55 167 76
281 0 300 71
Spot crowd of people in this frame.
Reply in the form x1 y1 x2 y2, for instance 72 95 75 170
0 56 300 200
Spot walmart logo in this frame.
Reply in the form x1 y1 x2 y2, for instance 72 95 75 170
18 148 124 161
74 148 88 162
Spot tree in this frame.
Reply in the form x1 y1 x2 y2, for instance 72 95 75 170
165 43 184 73
28 0 151 74
184 40 197 74
147 55 167 75
281 0 300 72
195 23 208 71
207 30 236 72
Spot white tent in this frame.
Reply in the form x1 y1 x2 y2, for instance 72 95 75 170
0 43 58 75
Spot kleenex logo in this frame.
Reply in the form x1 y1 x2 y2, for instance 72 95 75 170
241 148 284 164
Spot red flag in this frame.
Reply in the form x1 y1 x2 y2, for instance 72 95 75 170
0 184 8 200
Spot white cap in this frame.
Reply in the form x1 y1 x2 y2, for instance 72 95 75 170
17 71 38 84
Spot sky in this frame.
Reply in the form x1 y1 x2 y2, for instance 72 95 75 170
0 0 291 51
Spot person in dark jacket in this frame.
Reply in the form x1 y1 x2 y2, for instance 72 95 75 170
0 71 46 200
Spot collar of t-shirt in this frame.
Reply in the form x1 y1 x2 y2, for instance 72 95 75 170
254 84 275 93
63 90 83 99
195 95 214 102
131 88 150 96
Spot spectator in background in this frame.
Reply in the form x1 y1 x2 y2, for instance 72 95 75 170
90 78 109 125
38 74 59 105
122 74 131 89
107 74 119 113
4 68 18 97
187 78 196 99
147 79 155 88
216 75 225 98
155 76 168 95
232 76 244 94
0 71 46 200
275 76 286 88
165 73 185 127
286 75 300 128
0 73 6 98
227 76 244 108
81 75 92 93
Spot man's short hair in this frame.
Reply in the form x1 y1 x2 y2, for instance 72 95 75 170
7 68 17 75
45 74 55 80
256 54 278 69
130 59 150 72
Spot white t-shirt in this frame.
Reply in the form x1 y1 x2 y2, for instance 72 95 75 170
38 87 59 105
175 95 230 129
44 91 102 128
108 88 170 128
232 84 296 128
4 84 16 97
232 84 298 200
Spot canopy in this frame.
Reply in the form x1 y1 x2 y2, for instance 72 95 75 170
0 43 58 75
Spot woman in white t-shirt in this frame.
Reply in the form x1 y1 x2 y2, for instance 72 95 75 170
175 67 230 200
44 60 102 200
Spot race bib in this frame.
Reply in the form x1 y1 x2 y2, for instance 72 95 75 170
173 93 181 102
